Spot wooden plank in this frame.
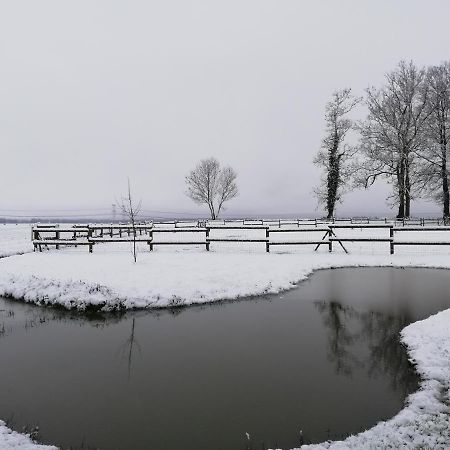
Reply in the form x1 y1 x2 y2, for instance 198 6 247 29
394 241 450 245
393 227 450 232
88 225 152 230
329 224 393 229
269 228 330 233
89 238 153 243
32 240 92 245
152 228 207 233
32 227 89 233
329 238 393 242
269 241 331 245
151 241 206 245
207 238 269 242
207 226 268 230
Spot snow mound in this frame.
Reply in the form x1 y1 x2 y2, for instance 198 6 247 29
0 421 56 450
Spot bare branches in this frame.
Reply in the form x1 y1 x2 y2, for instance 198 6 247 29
416 61 450 217
119 178 142 262
356 61 429 218
185 158 238 219
217 166 238 217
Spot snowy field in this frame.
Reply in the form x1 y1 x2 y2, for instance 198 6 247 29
1 224 450 449
0 224 33 258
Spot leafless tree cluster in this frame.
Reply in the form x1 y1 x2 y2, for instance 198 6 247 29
418 62 450 217
316 60 450 219
185 157 238 219
356 61 430 219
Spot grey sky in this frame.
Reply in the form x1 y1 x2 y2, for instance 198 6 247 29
1 1 450 218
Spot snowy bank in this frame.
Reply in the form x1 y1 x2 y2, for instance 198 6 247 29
290 308 450 450
0 421 56 450
2 251 450 311
1 249 450 449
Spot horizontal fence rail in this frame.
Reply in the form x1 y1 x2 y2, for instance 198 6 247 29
30 220 450 255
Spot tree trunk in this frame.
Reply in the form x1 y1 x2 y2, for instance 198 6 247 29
208 201 216 220
441 128 449 218
396 163 405 219
326 142 339 220
405 161 411 219
442 172 449 218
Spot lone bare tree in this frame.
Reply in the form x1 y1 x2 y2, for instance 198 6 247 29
356 61 430 218
185 157 238 219
119 178 142 263
313 88 360 219
417 62 450 219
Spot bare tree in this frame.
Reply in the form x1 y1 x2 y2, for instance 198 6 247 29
356 61 430 218
313 88 360 219
417 62 450 218
119 178 142 262
185 158 238 219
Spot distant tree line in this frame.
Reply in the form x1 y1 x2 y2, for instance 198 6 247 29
314 60 450 219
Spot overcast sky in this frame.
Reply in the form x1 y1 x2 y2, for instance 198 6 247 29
1 1 450 219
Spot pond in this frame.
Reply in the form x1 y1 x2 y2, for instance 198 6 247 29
1 267 450 450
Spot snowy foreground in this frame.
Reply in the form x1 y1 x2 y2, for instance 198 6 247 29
0 225 32 259
0 249 450 448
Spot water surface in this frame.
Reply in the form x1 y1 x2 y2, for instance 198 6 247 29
1 268 450 450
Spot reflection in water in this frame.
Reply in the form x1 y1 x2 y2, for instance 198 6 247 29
315 301 361 376
118 318 141 380
1 268 450 450
315 300 419 397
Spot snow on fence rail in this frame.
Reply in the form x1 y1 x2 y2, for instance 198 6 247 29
30 222 450 255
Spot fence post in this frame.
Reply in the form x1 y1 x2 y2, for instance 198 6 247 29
390 226 394 255
87 227 93 253
32 228 38 252
206 228 210 251
266 228 270 253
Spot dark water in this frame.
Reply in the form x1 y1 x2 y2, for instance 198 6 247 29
1 268 450 450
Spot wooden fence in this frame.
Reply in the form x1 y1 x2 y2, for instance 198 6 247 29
31 222 450 255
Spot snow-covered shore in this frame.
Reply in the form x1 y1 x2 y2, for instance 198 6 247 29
292 308 450 449
0 249 449 449
0 421 56 450
2 250 450 311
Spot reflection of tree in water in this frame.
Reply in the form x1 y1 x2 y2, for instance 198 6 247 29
315 300 419 396
361 310 418 396
117 318 141 380
315 301 362 376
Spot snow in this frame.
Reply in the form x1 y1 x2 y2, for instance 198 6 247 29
289 309 450 450
2 250 450 311
1 225 450 449
0 421 56 450
0 225 33 258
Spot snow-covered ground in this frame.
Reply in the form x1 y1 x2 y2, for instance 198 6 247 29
0 225 33 258
2 250 450 311
0 421 56 450
1 224 450 449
